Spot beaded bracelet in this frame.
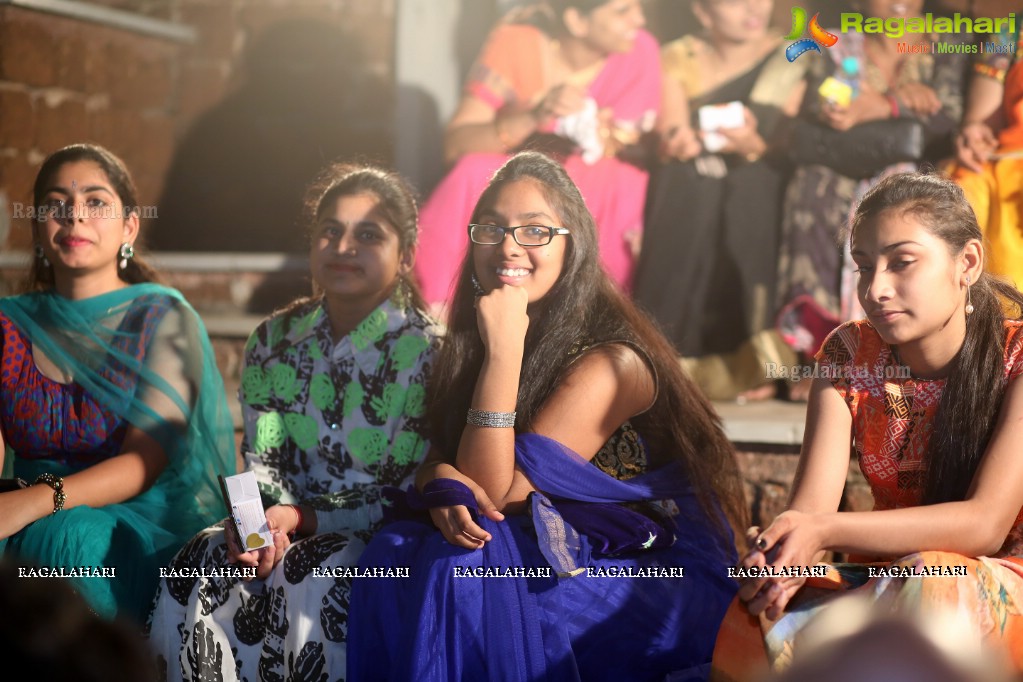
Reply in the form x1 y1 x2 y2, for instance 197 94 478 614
466 408 516 428
34 473 66 514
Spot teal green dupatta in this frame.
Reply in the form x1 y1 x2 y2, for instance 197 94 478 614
0 284 236 622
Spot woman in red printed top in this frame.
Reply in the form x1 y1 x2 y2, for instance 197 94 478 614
723 171 1023 680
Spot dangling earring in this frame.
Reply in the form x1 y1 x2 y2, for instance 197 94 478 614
965 277 974 315
34 244 50 268
118 242 135 271
471 273 485 298
390 275 411 310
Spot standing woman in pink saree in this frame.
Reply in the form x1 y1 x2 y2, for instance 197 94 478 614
414 0 661 314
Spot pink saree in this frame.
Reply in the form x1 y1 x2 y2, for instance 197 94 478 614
414 24 662 307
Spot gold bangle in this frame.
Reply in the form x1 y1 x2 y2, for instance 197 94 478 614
495 116 514 152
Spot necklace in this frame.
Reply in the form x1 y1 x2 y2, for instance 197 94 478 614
889 345 948 383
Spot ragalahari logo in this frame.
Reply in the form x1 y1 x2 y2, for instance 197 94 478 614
785 7 839 62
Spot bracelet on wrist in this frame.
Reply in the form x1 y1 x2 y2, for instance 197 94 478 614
466 408 516 428
289 504 304 538
34 473 66 514
886 94 900 118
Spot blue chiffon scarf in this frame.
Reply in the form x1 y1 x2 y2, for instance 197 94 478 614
348 433 739 681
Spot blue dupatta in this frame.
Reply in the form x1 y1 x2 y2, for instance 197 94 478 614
348 433 738 681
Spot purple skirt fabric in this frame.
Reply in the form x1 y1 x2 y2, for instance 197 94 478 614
347 434 738 681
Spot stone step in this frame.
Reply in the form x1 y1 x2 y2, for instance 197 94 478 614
0 251 312 315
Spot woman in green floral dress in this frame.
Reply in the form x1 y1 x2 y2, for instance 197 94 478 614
146 163 441 681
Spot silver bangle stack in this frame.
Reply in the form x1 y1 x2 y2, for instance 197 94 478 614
466 408 516 428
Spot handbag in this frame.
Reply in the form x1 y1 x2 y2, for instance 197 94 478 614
788 116 926 179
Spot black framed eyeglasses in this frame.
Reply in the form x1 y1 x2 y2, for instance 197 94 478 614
468 224 571 247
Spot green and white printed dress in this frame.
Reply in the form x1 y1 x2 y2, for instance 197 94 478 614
146 298 441 681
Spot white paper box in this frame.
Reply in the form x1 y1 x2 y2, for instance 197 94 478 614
220 471 273 551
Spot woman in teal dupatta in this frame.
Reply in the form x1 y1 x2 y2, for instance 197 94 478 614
0 144 235 623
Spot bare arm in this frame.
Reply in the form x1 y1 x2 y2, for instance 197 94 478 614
414 447 506 549
0 426 168 540
742 373 1023 617
787 377 854 514
773 374 1023 560
457 324 655 512
810 372 1023 558
452 286 525 504
956 73 1005 172
0 302 202 540
962 71 1006 128
445 88 587 164
445 95 527 164
657 74 700 161
736 377 852 615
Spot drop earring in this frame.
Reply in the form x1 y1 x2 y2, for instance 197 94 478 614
965 277 974 316
119 242 135 270
390 275 411 310
34 244 50 268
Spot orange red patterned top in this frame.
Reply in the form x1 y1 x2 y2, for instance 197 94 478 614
815 319 1023 555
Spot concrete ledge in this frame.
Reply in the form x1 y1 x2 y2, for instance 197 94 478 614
0 251 308 272
712 399 807 447
202 313 265 339
151 252 308 273
0 0 196 42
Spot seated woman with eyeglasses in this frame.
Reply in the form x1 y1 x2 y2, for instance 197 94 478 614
414 0 663 317
345 151 747 681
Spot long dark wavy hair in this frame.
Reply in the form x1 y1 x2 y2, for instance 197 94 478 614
27 143 160 291
428 151 748 540
849 172 1023 504
272 162 426 335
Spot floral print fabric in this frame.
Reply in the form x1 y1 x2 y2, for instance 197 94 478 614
238 299 437 535
758 319 1023 672
146 298 441 681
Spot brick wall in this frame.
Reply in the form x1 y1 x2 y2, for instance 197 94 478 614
0 4 180 250
0 0 397 253
172 0 394 131
737 446 873 531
